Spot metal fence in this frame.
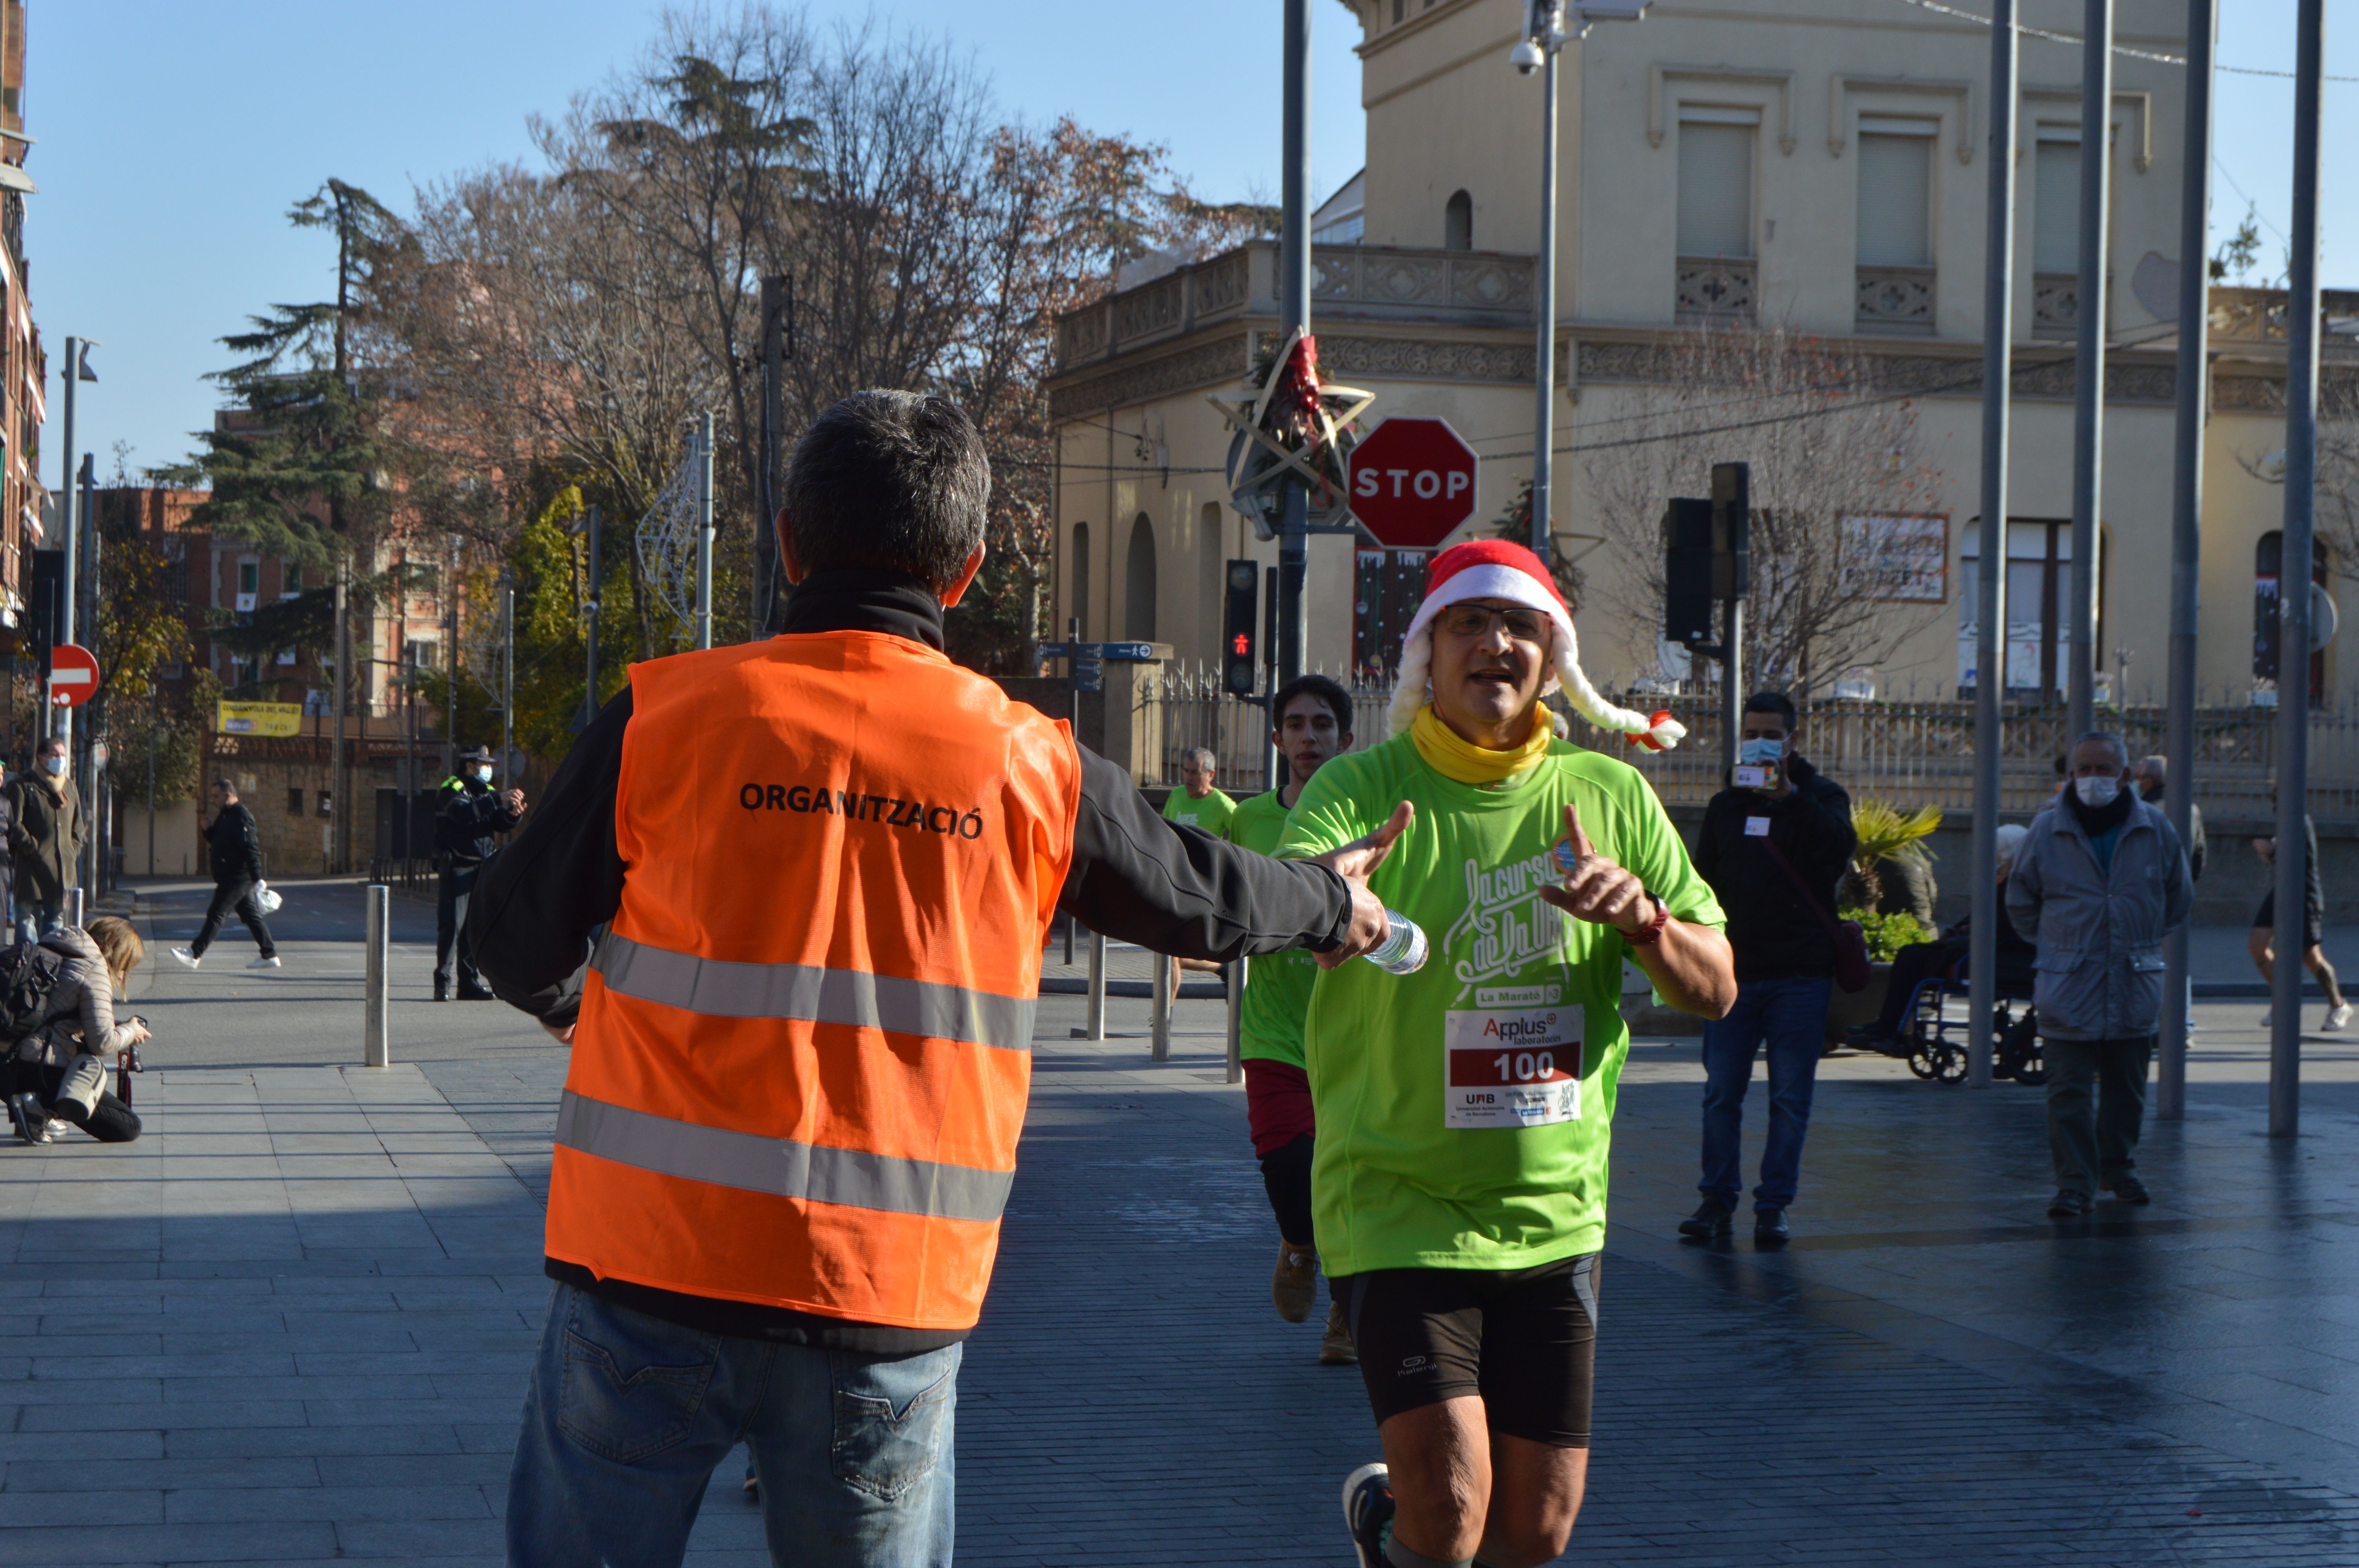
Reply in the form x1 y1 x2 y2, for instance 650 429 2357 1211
1137 670 2359 822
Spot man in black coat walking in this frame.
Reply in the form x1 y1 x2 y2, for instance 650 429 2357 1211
436 746 526 1001
1681 691 1857 1244
170 779 279 970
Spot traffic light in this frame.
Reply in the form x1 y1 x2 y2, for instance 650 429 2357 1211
1662 499 1715 647
1710 461 1751 601
1223 560 1259 695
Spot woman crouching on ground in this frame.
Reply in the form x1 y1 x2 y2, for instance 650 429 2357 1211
5 915 151 1144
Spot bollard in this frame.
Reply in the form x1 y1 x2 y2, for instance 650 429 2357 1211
1150 951 1172 1062
64 887 84 929
1224 960 1243 1084
1083 929 1106 1041
363 884 392 1067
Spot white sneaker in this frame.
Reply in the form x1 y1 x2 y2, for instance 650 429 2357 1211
2261 1011 2276 1030
171 947 200 969
247 956 282 970
2326 1003 2354 1033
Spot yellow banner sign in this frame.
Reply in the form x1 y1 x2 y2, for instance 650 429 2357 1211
217 701 304 738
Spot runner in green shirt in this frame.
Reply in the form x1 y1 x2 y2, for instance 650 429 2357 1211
1278 541 1734 1568
1229 673 1358 1365
1160 748 1236 836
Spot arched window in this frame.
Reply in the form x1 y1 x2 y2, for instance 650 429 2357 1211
1126 513 1158 642
1443 189 1473 251
2255 530 2330 701
1070 523 1090 639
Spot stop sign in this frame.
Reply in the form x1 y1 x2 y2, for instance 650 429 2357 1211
1349 417 1479 549
47 643 99 708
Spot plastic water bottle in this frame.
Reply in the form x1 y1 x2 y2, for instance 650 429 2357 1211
1361 910 1429 975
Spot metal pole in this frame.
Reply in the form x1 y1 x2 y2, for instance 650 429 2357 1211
582 508 602 726
363 882 391 1067
500 573 515 789
447 536 460 771
78 454 101 899
1151 948 1172 1063
694 411 716 652
1084 930 1107 1042
1224 960 1244 1085
1719 598 1743 777
146 717 156 878
2065 0 2111 739
2159 0 2214 1121
758 275 789 639
332 560 349 876
1276 0 1311 686
53 338 79 742
2270 0 2325 1141
63 887 82 929
1530 22 1559 556
1968 0 2019 1091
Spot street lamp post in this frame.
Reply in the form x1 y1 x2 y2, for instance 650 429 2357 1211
1512 3 1648 560
52 338 96 740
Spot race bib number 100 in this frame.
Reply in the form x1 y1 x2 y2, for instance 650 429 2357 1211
1443 1000 1584 1130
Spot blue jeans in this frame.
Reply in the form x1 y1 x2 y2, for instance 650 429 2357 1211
507 1283 960 1568
14 898 62 946
1699 975 1833 1213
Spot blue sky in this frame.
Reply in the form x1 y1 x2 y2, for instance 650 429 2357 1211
27 1 2354 482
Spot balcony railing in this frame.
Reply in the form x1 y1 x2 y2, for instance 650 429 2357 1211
1674 256 1755 325
2032 272 2077 338
1855 265 1936 336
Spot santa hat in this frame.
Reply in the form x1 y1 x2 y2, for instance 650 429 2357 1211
1386 539 1686 752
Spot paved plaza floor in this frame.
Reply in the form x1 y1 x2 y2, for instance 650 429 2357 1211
6 878 2359 1564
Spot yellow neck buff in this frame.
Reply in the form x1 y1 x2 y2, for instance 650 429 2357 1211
1410 702 1554 785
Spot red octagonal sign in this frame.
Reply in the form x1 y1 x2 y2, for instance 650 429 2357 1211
1349 416 1479 549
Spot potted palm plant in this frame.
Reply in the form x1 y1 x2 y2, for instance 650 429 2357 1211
1826 799 1943 1046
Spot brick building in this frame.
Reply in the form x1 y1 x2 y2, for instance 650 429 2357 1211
0 0 41 641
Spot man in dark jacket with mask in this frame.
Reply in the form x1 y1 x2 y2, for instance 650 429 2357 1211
2011 732 2193 1217
170 779 279 970
436 746 526 1001
1683 691 1856 1244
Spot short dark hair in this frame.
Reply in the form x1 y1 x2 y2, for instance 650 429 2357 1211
785 390 989 593
1272 673 1353 736
213 777 235 793
1742 690 1797 730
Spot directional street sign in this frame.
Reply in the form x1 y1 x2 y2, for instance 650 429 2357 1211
1349 416 1479 549
1038 641 1158 662
47 643 98 708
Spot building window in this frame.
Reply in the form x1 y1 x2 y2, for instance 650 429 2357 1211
2254 530 2330 704
2032 128 2084 336
1070 523 1090 639
1676 109 1757 321
1855 118 1936 333
1443 190 1472 251
281 559 303 597
288 786 305 817
1125 513 1157 642
1392 0 1404 20
1956 519 2091 696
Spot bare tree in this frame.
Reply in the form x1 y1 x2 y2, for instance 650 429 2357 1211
1579 327 1949 699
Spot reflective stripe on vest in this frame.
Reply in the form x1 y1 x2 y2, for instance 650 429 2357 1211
556 1088 1013 1222
594 931 1035 1052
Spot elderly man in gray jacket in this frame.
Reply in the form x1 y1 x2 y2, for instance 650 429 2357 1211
2010 731 2194 1218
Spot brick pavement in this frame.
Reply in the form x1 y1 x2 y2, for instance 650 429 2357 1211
8 880 2359 1563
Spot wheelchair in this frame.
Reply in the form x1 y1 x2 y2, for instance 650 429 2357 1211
1896 968 2045 1087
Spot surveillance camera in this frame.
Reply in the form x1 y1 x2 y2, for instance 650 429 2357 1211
1509 38 1545 71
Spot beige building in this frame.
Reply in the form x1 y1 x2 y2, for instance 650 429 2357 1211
1046 0 2347 732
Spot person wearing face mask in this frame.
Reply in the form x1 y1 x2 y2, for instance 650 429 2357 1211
6 739 84 944
434 746 527 1002
2008 732 2193 1218
1683 692 1857 1245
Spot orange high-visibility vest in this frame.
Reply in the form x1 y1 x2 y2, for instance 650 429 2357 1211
545 631 1080 1331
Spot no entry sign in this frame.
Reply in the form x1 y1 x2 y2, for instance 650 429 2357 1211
47 643 98 708
1349 417 1480 549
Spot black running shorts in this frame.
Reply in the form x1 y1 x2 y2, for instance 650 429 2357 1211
1339 1253 1600 1447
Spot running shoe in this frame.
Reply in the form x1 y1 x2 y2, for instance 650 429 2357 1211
1319 1298 1358 1365
1272 1239 1317 1323
2325 1003 2353 1033
170 948 200 969
247 956 282 970
1341 1462 1395 1568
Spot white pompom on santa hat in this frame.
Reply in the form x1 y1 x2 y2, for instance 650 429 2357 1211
1385 538 1687 752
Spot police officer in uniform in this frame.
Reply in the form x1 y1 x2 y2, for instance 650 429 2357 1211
434 745 524 1002
469 390 1403 1568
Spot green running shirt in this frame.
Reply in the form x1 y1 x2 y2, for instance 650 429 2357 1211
1226 789 1320 1068
1161 786 1237 837
1276 732 1725 1274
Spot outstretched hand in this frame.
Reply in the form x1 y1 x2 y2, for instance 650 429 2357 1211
1305 801 1415 969
1537 802 1650 934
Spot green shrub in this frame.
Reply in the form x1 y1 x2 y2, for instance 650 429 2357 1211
1841 907 1933 963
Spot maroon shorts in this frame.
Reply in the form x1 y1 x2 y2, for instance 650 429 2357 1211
1243 1058 1316 1156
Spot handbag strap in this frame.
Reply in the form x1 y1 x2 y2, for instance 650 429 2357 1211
1760 834 1849 940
